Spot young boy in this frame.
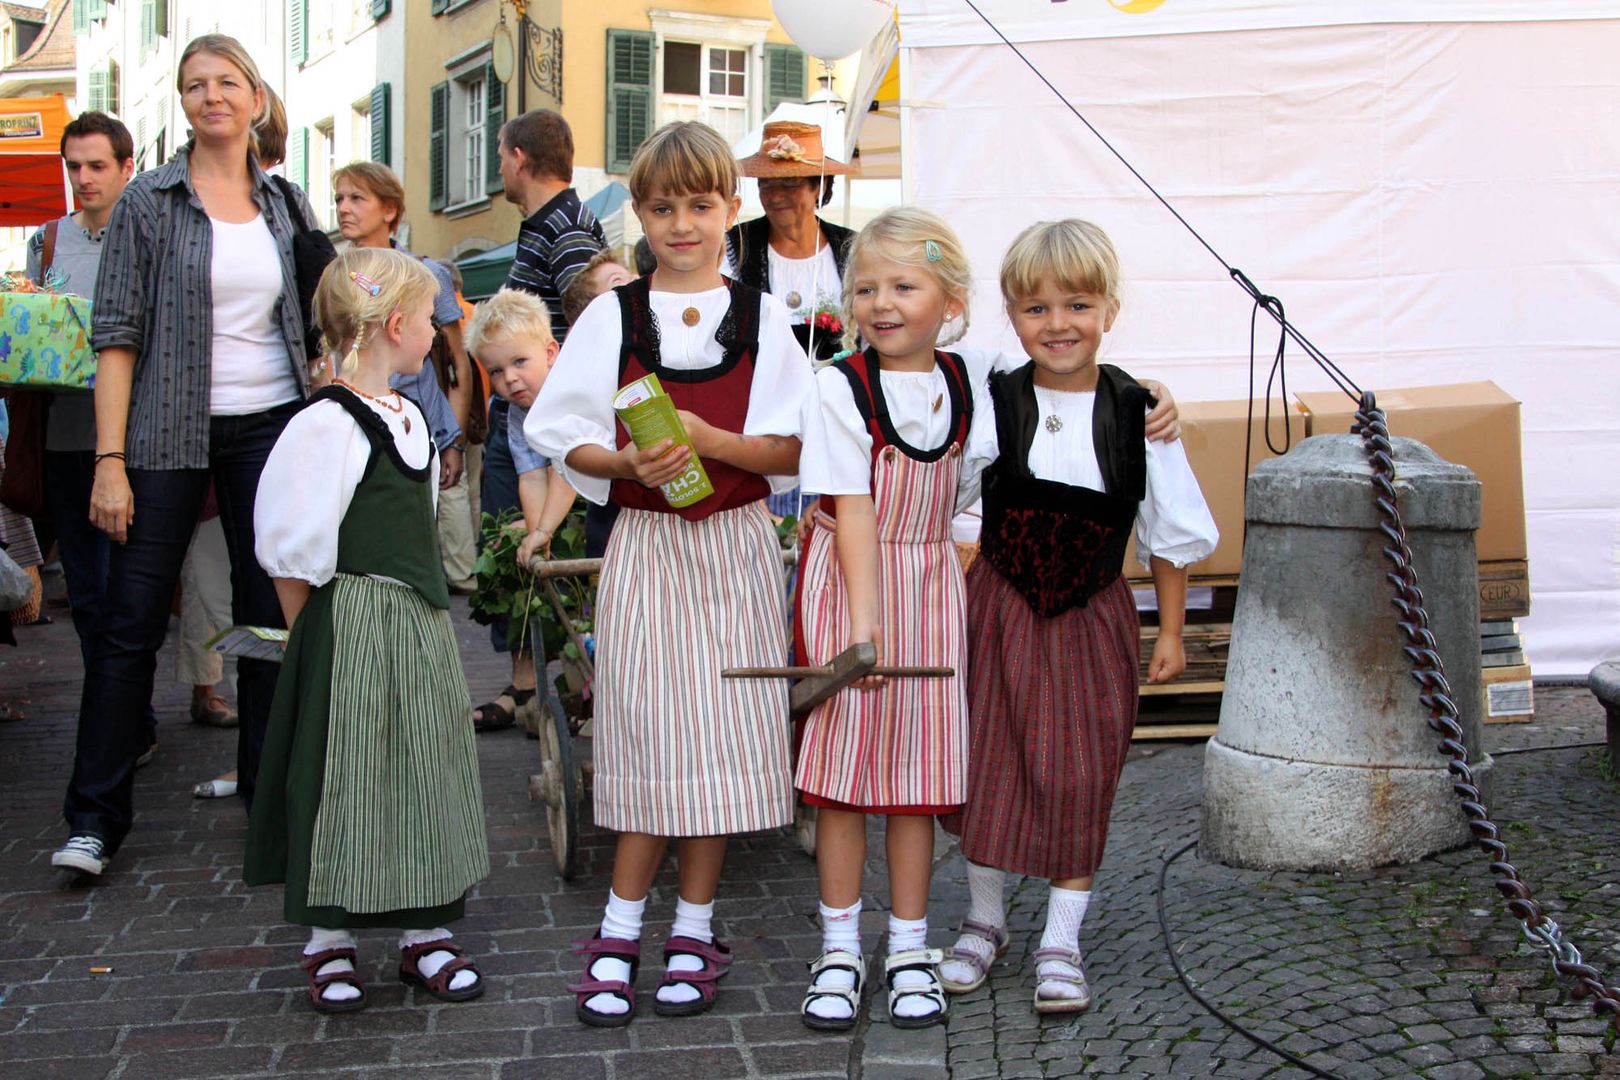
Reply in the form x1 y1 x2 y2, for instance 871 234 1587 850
464 289 579 572
559 249 635 328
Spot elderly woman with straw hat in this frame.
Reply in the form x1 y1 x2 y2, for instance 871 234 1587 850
725 121 855 363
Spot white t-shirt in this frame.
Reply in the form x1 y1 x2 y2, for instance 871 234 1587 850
208 216 300 415
527 286 813 506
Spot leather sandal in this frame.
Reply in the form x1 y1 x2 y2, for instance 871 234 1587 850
653 935 733 1017
472 684 535 733
301 946 368 1014
801 949 865 1032
940 918 1010 994
1032 947 1091 1014
567 936 641 1027
398 938 485 1003
189 693 239 727
884 947 948 1029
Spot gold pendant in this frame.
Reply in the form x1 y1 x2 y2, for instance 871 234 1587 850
682 306 701 327
932 393 943 413
1044 414 1063 434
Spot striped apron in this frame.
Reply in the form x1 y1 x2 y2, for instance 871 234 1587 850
591 503 793 836
795 371 970 811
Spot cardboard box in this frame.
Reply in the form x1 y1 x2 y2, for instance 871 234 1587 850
1124 398 1307 580
1295 382 1526 563
0 292 95 391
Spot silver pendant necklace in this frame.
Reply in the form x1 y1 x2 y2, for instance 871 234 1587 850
1036 385 1064 433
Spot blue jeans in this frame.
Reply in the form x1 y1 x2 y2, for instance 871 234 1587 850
480 396 520 653
43 449 158 739
63 402 296 853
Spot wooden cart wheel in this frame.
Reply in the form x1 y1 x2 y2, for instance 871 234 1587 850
536 693 581 880
526 614 581 880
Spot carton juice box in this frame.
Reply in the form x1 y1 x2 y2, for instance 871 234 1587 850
612 373 715 509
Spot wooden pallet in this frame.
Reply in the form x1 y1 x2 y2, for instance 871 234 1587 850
1479 559 1530 620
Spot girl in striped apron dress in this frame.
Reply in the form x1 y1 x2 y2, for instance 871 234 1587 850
246 248 491 1014
939 220 1217 1013
794 208 989 1032
526 122 812 1027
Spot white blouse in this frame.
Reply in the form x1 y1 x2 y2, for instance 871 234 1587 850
765 244 842 320
962 382 1218 569
254 394 434 586
526 285 813 505
800 360 991 514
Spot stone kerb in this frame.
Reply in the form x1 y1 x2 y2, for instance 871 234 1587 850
1202 434 1494 871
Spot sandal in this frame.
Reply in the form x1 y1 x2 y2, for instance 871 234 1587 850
940 918 1010 994
1031 947 1091 1014
472 684 535 733
190 693 239 727
398 938 485 1003
567 936 641 1027
301 946 368 1014
884 947 948 1029
800 949 865 1032
653 935 733 1017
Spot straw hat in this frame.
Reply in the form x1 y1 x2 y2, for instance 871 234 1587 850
736 121 855 178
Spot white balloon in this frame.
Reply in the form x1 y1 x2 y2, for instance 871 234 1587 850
771 0 895 62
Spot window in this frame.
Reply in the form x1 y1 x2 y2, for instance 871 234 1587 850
463 74 485 204
313 120 336 229
660 41 749 145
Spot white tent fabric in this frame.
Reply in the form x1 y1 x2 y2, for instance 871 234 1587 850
898 5 1620 675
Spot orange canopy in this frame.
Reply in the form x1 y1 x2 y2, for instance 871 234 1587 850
0 94 72 227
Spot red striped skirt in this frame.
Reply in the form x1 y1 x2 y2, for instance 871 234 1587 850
940 564 1139 880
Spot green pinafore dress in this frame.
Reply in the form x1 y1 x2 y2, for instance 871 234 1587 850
245 388 489 928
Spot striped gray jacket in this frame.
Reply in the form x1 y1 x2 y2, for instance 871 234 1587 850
91 146 310 469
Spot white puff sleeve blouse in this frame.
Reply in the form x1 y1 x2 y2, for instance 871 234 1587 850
527 285 812 505
254 395 434 586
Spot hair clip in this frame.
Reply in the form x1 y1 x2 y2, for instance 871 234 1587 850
350 271 382 296
924 240 944 263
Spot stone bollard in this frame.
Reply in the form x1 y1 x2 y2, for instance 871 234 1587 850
1202 434 1493 871
1587 663 1620 778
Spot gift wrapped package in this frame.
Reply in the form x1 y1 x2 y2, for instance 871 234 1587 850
0 291 95 391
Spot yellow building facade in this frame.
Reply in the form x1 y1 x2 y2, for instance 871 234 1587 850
402 0 808 266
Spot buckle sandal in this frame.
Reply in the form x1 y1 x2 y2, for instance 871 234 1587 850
800 949 866 1033
398 938 485 1003
940 918 1010 994
301 946 367 1015
653 935 733 1017
473 684 535 733
884 947 948 1030
1031 947 1091 1014
567 936 641 1027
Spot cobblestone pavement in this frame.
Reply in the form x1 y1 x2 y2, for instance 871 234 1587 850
3 572 1618 1078
935 690 1620 1078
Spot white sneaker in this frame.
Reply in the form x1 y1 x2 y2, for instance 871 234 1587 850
51 835 108 876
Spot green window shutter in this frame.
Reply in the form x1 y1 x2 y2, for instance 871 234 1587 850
370 0 390 19
484 65 505 197
429 81 449 212
140 0 164 51
369 82 390 166
764 44 807 112
74 1 88 34
88 68 106 113
105 59 119 115
88 0 109 22
288 126 308 190
430 0 447 14
288 0 306 66
155 0 167 37
605 28 653 174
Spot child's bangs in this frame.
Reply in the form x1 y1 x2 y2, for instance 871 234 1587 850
629 124 738 203
1000 221 1119 304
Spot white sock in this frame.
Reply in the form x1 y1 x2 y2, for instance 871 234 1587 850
941 862 1006 987
304 927 360 1003
399 928 478 993
657 896 715 1006
805 900 863 1022
1037 887 1090 999
888 914 940 1021
585 890 645 1017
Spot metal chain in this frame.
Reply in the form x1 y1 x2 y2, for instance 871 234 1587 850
1356 395 1620 1032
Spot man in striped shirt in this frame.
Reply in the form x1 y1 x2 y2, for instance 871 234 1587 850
496 110 606 341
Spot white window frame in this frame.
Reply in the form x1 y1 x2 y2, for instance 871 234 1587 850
443 44 495 215
313 118 336 230
648 10 768 144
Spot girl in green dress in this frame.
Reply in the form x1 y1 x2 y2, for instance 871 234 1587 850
246 247 490 1013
